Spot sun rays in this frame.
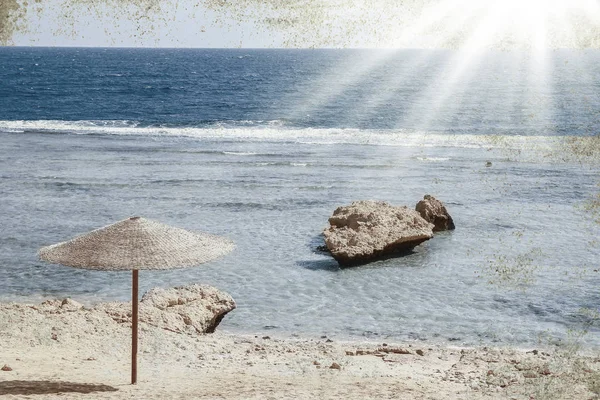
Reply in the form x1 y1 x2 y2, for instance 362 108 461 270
294 0 598 137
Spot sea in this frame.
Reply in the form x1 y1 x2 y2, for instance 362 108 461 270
1 47 599 347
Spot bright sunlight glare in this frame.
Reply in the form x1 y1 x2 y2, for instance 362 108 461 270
410 0 600 50
294 0 599 138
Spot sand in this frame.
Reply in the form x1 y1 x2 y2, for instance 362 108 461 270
1 300 599 400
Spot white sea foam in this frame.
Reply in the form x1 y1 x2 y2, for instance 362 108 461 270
222 151 258 156
416 157 451 162
0 119 564 152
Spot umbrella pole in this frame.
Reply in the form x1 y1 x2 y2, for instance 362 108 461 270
132 269 139 385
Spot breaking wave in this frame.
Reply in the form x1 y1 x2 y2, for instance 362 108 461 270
0 119 567 151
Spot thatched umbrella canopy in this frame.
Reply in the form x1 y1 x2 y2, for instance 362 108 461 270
38 216 234 384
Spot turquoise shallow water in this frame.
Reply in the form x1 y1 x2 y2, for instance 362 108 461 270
0 48 599 346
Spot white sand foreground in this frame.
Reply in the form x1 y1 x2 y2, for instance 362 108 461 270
1 299 599 400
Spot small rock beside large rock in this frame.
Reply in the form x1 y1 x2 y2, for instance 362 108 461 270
323 201 434 266
415 195 455 232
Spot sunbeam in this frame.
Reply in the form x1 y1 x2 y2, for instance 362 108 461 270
290 0 477 123
345 0 485 127
334 0 595 138
402 2 513 132
289 50 397 123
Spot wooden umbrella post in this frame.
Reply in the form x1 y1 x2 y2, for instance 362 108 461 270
132 269 139 385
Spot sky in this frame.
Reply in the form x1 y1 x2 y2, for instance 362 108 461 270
11 2 278 48
6 0 600 49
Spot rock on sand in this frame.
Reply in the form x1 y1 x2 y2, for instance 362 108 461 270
94 284 235 334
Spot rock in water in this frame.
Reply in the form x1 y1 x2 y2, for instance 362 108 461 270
95 284 235 334
415 195 455 232
323 201 434 266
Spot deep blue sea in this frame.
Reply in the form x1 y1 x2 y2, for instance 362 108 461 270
1 47 599 347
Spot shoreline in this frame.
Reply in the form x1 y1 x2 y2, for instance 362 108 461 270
1 299 599 399
2 294 593 352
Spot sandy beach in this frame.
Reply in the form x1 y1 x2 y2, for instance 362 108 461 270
1 299 599 400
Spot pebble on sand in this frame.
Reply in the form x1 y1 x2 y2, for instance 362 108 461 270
330 362 341 370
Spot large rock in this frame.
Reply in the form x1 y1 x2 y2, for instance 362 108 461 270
95 284 235 334
140 284 235 334
415 195 455 232
323 201 434 266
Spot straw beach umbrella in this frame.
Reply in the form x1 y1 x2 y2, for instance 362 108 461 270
38 216 234 384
